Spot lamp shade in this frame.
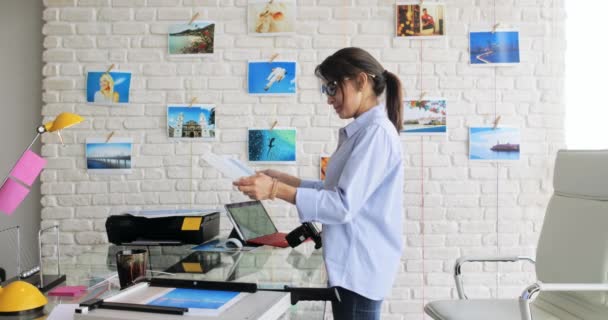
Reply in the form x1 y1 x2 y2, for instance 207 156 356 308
43 112 84 133
0 281 47 315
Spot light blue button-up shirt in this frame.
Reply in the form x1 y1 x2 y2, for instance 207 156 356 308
296 104 404 300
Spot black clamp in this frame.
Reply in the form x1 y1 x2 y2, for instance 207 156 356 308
286 222 322 249
284 286 341 305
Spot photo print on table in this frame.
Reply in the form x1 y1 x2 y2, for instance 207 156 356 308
396 2 446 38
86 71 132 106
469 127 521 161
86 137 133 174
401 97 447 135
168 21 215 55
248 60 297 95
167 104 216 140
248 128 296 163
248 0 296 36
469 30 520 66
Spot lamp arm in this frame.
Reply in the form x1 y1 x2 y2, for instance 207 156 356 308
0 133 41 188
0 226 21 278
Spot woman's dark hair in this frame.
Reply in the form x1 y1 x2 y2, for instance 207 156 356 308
315 47 403 132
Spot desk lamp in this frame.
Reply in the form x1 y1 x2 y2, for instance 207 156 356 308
0 112 83 316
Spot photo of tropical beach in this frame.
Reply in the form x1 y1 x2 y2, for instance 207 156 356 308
168 22 215 55
402 98 447 135
470 30 520 65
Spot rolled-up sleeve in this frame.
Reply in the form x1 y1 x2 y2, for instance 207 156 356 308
295 125 397 225
299 179 324 190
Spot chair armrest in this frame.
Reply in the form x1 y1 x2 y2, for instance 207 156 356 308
454 256 536 299
519 281 608 320
520 281 608 300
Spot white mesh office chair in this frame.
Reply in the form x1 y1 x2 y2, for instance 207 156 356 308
425 150 608 320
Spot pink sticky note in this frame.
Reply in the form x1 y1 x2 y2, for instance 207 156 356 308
48 285 88 297
0 178 30 215
10 150 47 186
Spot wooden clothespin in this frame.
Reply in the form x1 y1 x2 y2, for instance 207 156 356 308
188 97 198 107
270 120 278 131
105 131 115 143
492 116 501 130
188 12 200 25
418 92 427 102
268 53 279 63
105 64 115 74
57 132 64 146
492 23 501 33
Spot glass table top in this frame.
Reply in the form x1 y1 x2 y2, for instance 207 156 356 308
33 240 327 319
55 240 326 289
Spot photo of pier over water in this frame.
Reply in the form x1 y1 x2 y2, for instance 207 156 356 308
86 139 133 173
470 30 520 66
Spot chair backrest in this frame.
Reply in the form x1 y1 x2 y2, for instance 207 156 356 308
535 150 608 315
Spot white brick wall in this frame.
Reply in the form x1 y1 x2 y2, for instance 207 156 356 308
42 1 565 319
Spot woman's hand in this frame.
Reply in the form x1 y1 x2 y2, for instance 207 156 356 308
233 173 274 200
258 169 301 187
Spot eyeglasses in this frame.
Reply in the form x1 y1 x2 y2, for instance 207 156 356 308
321 73 377 97
321 81 338 97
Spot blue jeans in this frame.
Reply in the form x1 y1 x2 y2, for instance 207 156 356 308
331 287 383 320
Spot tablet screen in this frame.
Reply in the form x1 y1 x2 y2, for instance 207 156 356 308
225 201 278 240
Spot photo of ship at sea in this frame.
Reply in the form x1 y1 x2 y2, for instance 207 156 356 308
86 138 133 174
168 21 215 55
469 127 520 161
401 98 447 135
469 30 520 66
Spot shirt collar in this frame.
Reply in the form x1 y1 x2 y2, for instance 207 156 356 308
342 104 386 138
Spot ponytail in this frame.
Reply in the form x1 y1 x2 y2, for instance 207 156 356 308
383 70 403 132
314 47 404 132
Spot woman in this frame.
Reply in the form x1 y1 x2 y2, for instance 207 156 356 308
94 73 119 103
233 47 404 320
